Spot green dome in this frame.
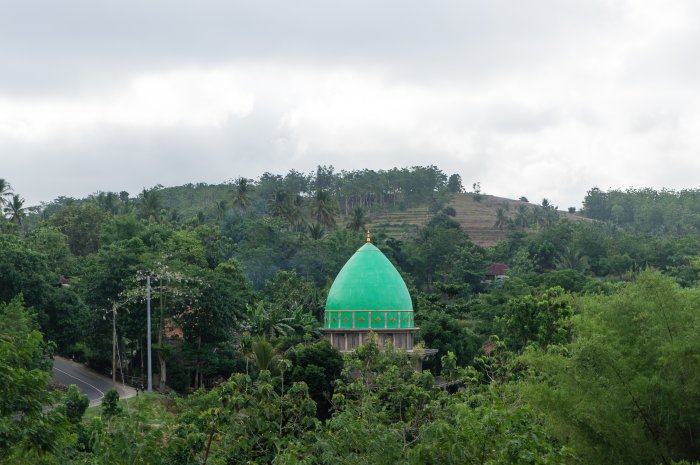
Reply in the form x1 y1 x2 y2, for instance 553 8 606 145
326 243 413 311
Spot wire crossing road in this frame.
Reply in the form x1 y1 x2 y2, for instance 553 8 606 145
52 356 135 406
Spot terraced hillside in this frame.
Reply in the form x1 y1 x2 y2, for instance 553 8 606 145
367 193 587 247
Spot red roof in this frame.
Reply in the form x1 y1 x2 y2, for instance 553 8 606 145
486 263 509 276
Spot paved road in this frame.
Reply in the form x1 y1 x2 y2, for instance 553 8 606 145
52 356 136 406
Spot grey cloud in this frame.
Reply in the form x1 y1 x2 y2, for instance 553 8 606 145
3 0 700 211
1 0 615 93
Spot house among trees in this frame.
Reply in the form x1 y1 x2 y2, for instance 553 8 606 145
486 262 509 282
321 232 436 367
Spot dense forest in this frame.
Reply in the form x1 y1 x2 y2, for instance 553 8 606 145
1 168 698 464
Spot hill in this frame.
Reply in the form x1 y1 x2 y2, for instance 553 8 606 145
154 186 589 247
367 193 588 247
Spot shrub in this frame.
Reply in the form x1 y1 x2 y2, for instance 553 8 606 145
101 388 121 417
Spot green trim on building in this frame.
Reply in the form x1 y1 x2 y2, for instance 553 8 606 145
369 311 385 329
324 310 415 329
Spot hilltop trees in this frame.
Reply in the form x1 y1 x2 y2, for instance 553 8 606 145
582 186 700 234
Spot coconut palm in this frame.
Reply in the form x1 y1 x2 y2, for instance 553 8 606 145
494 207 508 230
138 188 162 222
530 206 545 229
4 194 26 225
555 245 590 272
0 178 14 209
541 198 559 226
286 195 306 232
214 200 228 221
250 338 281 372
243 302 294 339
231 177 254 213
514 204 530 230
346 206 368 232
307 223 325 240
544 207 559 227
310 190 338 228
269 189 287 216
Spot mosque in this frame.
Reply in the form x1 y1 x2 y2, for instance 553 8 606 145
321 233 436 362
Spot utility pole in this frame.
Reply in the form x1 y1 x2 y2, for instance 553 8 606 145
112 302 117 387
147 274 153 392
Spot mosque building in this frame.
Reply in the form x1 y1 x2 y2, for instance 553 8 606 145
321 232 436 361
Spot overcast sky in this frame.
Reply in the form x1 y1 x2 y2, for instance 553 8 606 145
2 0 699 208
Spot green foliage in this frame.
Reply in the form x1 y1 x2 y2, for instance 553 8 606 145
0 234 89 350
447 173 464 193
519 271 700 464
0 297 73 463
3 194 27 226
176 372 318 464
497 287 574 352
101 389 121 418
249 337 281 372
286 340 344 419
7 169 700 463
64 384 89 424
261 270 324 319
416 301 481 371
410 388 573 464
407 213 475 291
346 206 368 232
24 226 74 275
47 202 109 256
231 177 254 213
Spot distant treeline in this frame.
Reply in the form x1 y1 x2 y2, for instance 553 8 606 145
582 187 700 234
31 165 464 226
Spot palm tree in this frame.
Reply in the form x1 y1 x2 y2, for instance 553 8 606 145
544 207 559 227
556 245 589 272
286 304 318 336
541 198 559 226
269 189 290 218
286 195 306 232
138 188 162 222
94 191 119 214
250 337 280 372
514 204 530 230
494 207 508 230
231 177 254 213
346 206 368 232
4 194 26 226
530 207 545 229
0 179 14 209
243 302 294 339
307 223 325 240
214 200 228 221
310 190 338 228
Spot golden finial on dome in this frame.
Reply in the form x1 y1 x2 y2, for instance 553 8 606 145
366 229 371 243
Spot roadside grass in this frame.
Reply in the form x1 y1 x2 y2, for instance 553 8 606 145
83 392 175 423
